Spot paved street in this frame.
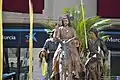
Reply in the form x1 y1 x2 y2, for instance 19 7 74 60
33 48 45 80
7 48 111 80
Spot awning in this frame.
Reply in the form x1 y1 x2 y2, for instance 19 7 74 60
97 0 120 18
3 0 44 13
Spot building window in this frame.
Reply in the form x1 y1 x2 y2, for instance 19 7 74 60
97 0 120 18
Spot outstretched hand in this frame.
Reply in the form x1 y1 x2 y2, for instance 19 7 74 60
55 37 76 44
39 51 46 58
66 37 76 43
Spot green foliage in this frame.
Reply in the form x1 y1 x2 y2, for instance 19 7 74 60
40 19 56 30
99 31 111 41
64 2 112 78
63 6 112 50
46 19 56 29
91 19 112 30
63 8 71 14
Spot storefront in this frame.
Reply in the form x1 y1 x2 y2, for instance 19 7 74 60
3 24 51 80
100 27 120 78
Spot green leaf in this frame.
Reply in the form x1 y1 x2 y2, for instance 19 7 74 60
91 19 112 29
63 3 112 51
85 16 101 31
63 8 71 14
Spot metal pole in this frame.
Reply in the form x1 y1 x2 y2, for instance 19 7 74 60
80 0 88 48
29 0 33 80
17 48 20 80
0 0 3 79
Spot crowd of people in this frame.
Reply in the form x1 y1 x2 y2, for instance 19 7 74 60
39 14 109 80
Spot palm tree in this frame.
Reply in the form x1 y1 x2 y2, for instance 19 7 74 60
63 3 112 79
63 5 112 51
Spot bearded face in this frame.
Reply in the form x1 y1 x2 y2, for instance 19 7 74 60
63 18 69 26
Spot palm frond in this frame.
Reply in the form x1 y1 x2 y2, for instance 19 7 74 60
100 35 110 41
91 19 112 29
63 5 112 50
97 24 112 30
85 16 101 30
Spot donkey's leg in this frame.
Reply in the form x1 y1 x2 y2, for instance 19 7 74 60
59 64 66 80
60 72 65 80
89 63 97 80
59 55 67 80
67 59 72 80
97 60 102 80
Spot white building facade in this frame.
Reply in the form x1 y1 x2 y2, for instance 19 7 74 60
3 0 97 23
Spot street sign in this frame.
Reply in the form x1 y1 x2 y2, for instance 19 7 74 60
3 26 50 48
100 31 120 50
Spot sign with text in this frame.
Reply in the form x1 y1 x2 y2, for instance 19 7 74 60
100 31 120 50
3 26 50 48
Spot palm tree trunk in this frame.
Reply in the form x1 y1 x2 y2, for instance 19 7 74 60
0 0 3 79
29 0 33 80
80 0 88 48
